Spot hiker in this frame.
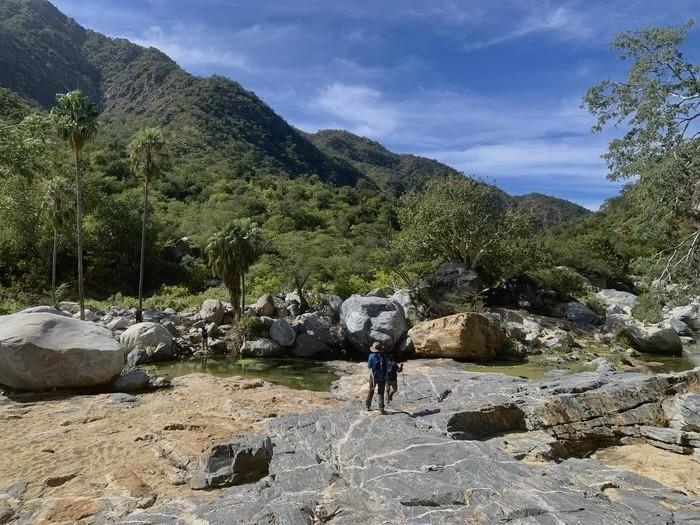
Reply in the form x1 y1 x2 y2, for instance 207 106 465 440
201 325 209 353
366 342 388 414
385 357 403 404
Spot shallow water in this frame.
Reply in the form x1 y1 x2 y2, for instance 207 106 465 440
635 342 700 374
146 357 339 392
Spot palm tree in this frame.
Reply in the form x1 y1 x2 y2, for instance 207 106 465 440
128 128 165 322
43 177 72 307
51 91 99 320
205 220 263 320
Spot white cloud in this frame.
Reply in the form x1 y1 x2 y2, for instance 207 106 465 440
311 83 400 138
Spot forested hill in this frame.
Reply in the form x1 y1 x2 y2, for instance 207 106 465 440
0 0 589 225
308 129 591 226
0 0 364 186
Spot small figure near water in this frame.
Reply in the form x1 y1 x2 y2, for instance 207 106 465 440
366 342 388 414
385 358 403 405
201 325 209 353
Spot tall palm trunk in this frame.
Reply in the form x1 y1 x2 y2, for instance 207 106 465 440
74 147 85 321
137 176 149 322
51 226 58 308
241 273 246 315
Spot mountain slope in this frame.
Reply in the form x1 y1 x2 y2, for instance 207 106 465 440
0 0 364 186
512 193 591 228
306 129 464 195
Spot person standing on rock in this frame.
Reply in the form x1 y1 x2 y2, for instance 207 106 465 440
201 325 209 353
385 357 403 405
366 342 388 414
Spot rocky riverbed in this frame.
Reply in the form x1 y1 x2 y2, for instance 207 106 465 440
0 359 682 524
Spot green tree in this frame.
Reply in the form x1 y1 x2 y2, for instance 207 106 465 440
205 220 263 319
584 21 700 286
396 176 532 277
43 177 72 306
51 91 100 320
128 127 165 322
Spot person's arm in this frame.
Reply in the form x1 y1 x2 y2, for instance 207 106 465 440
398 364 403 373
367 354 373 369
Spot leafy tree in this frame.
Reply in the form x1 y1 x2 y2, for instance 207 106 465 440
584 21 700 286
205 220 263 319
395 176 532 279
128 127 166 322
51 90 100 320
43 176 72 306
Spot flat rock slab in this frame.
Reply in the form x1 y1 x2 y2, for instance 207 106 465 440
119 362 700 524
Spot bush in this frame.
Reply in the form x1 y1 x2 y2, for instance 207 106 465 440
527 267 588 299
584 294 607 317
236 315 265 338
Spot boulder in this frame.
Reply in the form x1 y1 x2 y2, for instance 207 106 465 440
296 312 343 346
553 301 602 325
0 313 124 390
409 313 509 360
326 295 343 316
435 262 482 295
110 368 151 392
389 289 421 320
291 333 329 358
240 337 286 358
191 435 273 490
340 295 407 351
126 346 149 367
18 306 72 317
663 393 700 432
120 322 173 352
670 304 700 331
623 324 682 355
107 317 132 331
540 329 572 351
595 289 638 315
200 299 224 324
74 309 99 322
669 318 693 337
253 294 276 317
269 319 296 347
366 288 387 298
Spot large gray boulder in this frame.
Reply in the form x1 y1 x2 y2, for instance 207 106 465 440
191 435 273 490
595 289 638 314
553 301 602 325
291 333 329 358
340 295 407 350
670 304 700 331
120 322 173 352
269 318 296 347
663 393 700 432
200 299 224 324
623 324 682 355
0 313 124 390
252 294 276 317
240 337 286 358
296 312 343 346
18 306 72 318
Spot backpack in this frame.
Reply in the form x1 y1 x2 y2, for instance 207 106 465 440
369 352 388 382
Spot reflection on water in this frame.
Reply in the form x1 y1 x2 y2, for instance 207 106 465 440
146 357 339 392
464 343 700 380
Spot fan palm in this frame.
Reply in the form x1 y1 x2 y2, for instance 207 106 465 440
205 220 263 319
128 127 165 322
43 176 72 307
51 91 99 320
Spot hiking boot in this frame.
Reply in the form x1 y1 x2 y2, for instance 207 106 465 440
380 409 386 415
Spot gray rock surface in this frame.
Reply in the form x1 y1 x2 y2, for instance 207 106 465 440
553 301 602 325
663 393 700 432
18 306 72 317
110 368 151 392
297 312 343 346
252 294 276 317
190 435 273 490
269 318 296 347
199 299 224 324
624 324 682 355
596 289 638 314
290 333 329 357
670 304 700 331
0 313 124 390
240 337 286 358
120 362 700 524
120 322 173 353
340 295 407 350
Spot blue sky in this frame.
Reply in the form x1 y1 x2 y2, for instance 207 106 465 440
51 0 700 209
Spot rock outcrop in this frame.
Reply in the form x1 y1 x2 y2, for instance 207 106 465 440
120 322 173 353
200 299 225 324
121 362 700 524
340 295 407 351
0 313 124 390
409 312 509 360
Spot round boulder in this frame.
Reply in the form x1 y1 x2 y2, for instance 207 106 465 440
120 322 173 352
253 294 276 317
291 333 329 358
269 318 296 347
241 337 286 358
340 295 407 351
18 306 72 318
0 313 124 390
200 299 224 324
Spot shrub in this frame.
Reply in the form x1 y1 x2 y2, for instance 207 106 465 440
527 267 588 299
